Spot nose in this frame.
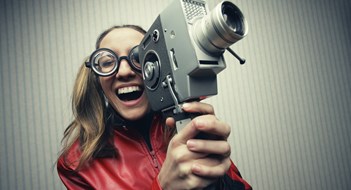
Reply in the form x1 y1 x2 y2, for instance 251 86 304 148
115 57 136 79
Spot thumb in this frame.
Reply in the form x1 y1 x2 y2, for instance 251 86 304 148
165 117 176 128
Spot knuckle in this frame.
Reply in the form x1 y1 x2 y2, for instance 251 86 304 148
214 159 231 176
173 151 184 163
187 177 207 189
207 105 215 114
178 165 189 179
168 138 178 149
223 143 231 156
223 123 231 138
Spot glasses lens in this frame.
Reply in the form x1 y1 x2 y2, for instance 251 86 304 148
91 49 118 75
129 46 141 71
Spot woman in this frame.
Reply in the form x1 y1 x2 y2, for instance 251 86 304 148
57 25 252 190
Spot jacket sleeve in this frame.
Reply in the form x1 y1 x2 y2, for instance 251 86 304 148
57 157 93 190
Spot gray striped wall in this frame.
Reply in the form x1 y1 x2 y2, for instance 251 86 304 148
0 0 350 189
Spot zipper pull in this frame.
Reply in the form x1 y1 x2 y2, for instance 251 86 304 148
149 150 160 169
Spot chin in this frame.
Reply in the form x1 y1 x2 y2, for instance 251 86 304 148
109 91 151 121
119 106 151 121
121 112 145 121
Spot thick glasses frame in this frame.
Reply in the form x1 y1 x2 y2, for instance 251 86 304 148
85 45 141 77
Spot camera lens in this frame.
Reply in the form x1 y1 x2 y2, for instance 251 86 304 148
192 1 247 54
222 2 244 36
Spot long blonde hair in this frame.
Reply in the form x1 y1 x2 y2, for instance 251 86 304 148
59 25 147 169
60 61 107 169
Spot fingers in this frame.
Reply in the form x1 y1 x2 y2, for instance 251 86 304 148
187 139 231 157
192 115 231 140
165 101 222 138
181 102 215 115
191 157 232 178
165 101 215 134
171 113 231 144
161 101 234 189
171 144 208 163
186 137 232 178
185 175 216 189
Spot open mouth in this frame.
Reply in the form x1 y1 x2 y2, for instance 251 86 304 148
117 86 144 101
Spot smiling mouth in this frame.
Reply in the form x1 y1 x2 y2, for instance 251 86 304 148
117 86 144 101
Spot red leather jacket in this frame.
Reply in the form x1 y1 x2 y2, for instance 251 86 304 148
57 115 252 189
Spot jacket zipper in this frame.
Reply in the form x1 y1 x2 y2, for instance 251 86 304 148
149 150 160 169
139 134 161 170
137 120 161 170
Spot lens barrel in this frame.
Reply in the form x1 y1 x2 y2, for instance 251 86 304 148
192 1 247 54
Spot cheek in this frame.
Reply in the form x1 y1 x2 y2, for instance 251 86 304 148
99 77 114 95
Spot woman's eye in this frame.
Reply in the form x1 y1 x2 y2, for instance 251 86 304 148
101 61 114 68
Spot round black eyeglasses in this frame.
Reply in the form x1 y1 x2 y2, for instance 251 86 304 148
85 45 141 77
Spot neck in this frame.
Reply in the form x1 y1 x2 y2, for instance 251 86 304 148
126 112 154 150
127 111 153 135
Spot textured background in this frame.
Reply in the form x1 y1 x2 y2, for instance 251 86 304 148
0 0 350 189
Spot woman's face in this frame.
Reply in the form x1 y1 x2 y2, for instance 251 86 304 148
98 28 150 121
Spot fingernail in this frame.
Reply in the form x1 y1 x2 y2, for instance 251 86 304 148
187 140 196 149
192 164 201 174
182 103 189 109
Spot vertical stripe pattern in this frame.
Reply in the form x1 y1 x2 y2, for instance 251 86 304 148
0 0 350 189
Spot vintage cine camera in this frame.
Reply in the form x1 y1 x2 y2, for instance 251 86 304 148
138 0 247 128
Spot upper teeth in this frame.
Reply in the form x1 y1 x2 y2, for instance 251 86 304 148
118 86 141 94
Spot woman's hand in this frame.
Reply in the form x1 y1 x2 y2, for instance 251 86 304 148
158 102 232 190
